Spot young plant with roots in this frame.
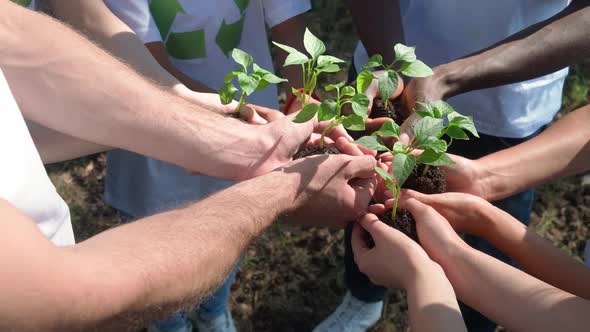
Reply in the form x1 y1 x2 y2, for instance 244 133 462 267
219 48 286 112
356 100 479 219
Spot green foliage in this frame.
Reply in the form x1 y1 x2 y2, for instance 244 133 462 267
355 100 479 218
273 28 345 107
220 48 286 112
359 43 433 107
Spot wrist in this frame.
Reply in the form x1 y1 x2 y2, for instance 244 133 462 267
434 60 472 99
406 260 451 292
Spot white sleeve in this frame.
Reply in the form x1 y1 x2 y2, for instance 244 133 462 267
103 0 162 43
262 0 311 29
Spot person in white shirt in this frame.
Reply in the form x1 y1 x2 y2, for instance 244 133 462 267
314 1 590 331
0 1 378 330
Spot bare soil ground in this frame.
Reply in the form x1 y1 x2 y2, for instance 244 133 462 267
46 1 589 331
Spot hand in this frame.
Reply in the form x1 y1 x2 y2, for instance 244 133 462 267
397 196 468 265
240 104 285 124
279 154 377 228
351 213 435 289
444 153 489 198
400 190 493 238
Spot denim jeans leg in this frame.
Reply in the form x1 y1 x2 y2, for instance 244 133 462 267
344 222 388 302
195 261 240 321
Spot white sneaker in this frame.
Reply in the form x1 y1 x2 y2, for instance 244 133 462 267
313 292 383 332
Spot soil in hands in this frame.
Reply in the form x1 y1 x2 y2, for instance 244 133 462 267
293 145 340 159
366 165 447 246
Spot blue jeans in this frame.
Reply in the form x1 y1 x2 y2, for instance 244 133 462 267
343 129 542 331
119 211 239 330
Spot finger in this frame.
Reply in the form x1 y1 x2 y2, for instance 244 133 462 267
400 189 430 202
357 213 391 238
307 134 335 146
351 221 371 254
350 176 378 214
240 106 268 125
336 137 365 156
399 112 421 141
378 152 393 162
367 203 386 215
255 106 285 122
398 197 439 223
325 124 354 142
343 155 377 179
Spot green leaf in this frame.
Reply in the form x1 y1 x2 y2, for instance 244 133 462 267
261 73 287 84
393 153 416 188
414 117 444 142
293 103 319 123
418 150 454 166
318 100 338 121
318 55 346 67
291 87 303 100
351 93 370 118
392 141 407 154
341 86 356 97
375 166 395 189
356 70 375 94
355 136 389 152
325 81 346 92
431 100 454 118
342 114 366 131
448 112 479 137
372 121 400 139
255 79 270 92
319 64 341 73
418 138 447 153
237 73 259 96
304 28 326 59
415 101 434 118
232 48 253 71
362 54 383 69
219 82 238 105
394 43 417 63
272 41 310 66
445 125 469 140
378 72 398 102
400 60 433 77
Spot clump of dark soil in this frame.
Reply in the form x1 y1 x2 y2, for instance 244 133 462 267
348 98 405 141
293 145 340 159
405 164 447 194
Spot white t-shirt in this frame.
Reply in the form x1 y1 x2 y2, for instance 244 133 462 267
354 0 570 138
0 69 74 246
103 0 310 217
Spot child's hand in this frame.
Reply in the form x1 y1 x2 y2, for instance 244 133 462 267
351 213 434 289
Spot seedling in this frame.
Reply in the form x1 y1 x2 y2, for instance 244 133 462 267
357 43 433 107
273 28 346 109
296 81 370 147
220 48 286 113
356 100 479 219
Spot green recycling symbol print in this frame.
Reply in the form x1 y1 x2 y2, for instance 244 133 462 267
150 0 250 60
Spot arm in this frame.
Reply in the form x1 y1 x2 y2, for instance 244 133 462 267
402 190 590 300
0 1 313 179
352 214 466 332
400 197 590 332
0 153 376 331
350 0 404 64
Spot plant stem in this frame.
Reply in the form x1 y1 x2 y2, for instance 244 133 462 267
319 121 335 148
391 186 400 219
236 92 247 113
421 164 430 177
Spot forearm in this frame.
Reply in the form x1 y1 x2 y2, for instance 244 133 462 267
406 266 466 332
271 15 307 91
476 105 590 201
0 3 288 180
48 0 180 88
442 244 590 331
27 121 110 164
350 0 403 64
435 1 590 98
477 203 590 299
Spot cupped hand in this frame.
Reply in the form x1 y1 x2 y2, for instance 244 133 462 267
400 190 493 238
279 154 377 228
443 153 489 198
351 213 433 289
397 196 467 265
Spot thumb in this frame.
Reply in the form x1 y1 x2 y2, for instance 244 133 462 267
357 213 391 240
344 155 377 179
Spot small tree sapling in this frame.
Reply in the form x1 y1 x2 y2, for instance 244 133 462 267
272 28 346 116
356 100 479 219
356 43 433 108
219 48 287 113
